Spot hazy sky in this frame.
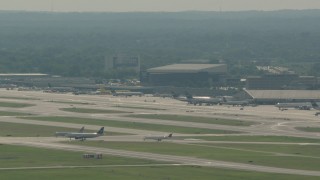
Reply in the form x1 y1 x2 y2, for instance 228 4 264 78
1 0 320 12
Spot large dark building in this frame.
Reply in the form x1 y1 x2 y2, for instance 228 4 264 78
146 64 227 87
105 55 140 73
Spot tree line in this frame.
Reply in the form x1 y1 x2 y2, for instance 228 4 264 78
0 10 320 78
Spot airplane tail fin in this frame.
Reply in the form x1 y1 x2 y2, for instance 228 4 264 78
312 102 319 109
79 126 85 133
222 97 227 102
168 133 173 138
97 127 104 135
312 101 318 106
171 91 179 98
185 92 193 99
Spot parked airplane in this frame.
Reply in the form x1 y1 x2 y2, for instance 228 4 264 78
62 127 104 141
310 102 320 115
154 93 173 98
312 102 320 110
221 100 251 106
220 97 253 106
170 92 188 101
174 95 189 102
144 133 173 141
112 90 143 97
187 96 222 106
173 92 221 106
275 102 313 110
55 126 85 137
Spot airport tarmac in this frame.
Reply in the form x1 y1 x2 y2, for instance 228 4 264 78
1 89 320 176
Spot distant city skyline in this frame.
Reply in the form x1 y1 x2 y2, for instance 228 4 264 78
0 0 320 12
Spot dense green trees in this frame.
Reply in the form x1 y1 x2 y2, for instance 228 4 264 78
0 10 320 78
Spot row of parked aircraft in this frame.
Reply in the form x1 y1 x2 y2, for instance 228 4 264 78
55 127 173 141
275 102 320 110
72 89 320 111
174 92 320 110
174 93 253 106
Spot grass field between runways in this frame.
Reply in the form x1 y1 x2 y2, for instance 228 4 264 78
66 141 320 171
0 122 125 137
0 145 317 180
0 101 35 108
127 114 257 126
20 116 242 134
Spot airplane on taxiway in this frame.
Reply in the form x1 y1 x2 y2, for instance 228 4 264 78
144 133 173 141
55 126 85 137
56 127 104 141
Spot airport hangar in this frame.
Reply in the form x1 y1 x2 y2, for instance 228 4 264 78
241 90 320 104
146 64 227 87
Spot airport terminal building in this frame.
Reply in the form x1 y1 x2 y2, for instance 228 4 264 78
242 90 320 104
146 64 227 87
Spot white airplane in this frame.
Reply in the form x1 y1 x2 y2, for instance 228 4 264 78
63 127 104 141
55 126 85 137
275 102 313 110
187 96 222 106
173 92 221 106
144 133 173 141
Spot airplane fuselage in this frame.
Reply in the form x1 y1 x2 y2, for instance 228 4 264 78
188 98 221 106
57 127 104 140
275 102 312 110
55 132 70 137
66 132 99 139
144 134 172 141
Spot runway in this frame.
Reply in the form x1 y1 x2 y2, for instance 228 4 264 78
1 89 320 176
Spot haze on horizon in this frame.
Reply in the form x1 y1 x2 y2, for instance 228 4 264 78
1 0 320 12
